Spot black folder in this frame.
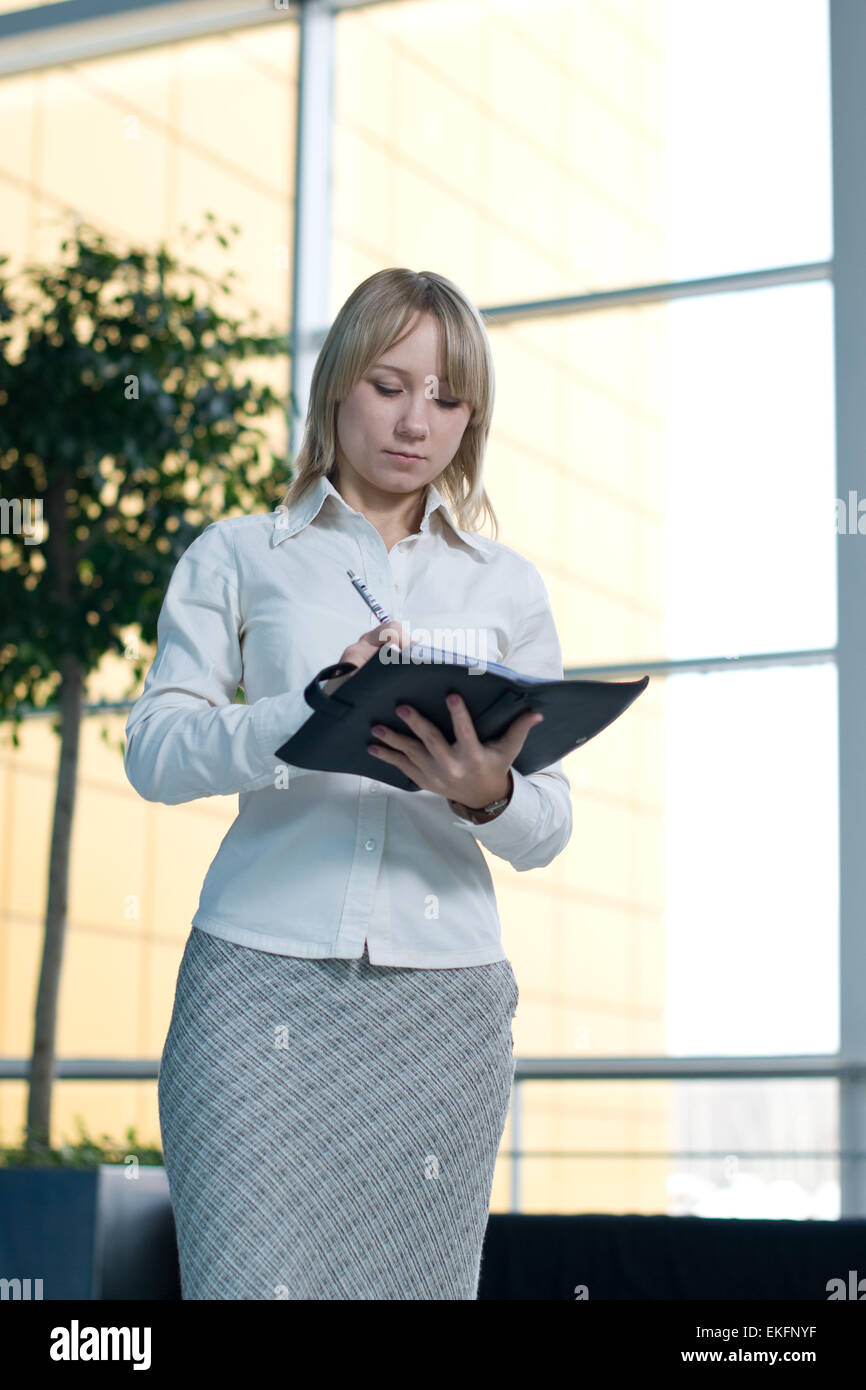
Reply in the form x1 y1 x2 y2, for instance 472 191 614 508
275 641 650 792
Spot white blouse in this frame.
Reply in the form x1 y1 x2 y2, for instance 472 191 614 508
123 472 572 967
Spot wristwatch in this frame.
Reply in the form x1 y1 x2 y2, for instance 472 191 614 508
449 790 512 825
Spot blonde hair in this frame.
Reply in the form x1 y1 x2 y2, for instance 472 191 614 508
277 268 499 538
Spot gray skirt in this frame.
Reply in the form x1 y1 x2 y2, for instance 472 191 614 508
157 925 519 1300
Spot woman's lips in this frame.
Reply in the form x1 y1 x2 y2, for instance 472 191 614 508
385 451 423 463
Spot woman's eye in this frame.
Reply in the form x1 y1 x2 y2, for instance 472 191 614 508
372 382 460 408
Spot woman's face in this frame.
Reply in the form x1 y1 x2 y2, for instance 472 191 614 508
335 312 473 500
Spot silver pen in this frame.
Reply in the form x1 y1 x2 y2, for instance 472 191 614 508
346 570 393 625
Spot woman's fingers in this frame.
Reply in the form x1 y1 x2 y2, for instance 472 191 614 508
324 621 408 696
366 619 409 658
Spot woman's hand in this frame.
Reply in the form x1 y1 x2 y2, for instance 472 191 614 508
367 692 543 810
322 621 409 696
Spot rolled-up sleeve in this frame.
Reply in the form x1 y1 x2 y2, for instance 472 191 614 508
451 560 573 870
123 522 311 805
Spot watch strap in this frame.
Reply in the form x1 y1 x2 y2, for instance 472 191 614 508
449 791 511 823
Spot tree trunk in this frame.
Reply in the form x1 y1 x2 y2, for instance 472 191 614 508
25 650 84 1152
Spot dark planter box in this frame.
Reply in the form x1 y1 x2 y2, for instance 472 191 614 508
0 1164 180 1300
478 1213 866 1299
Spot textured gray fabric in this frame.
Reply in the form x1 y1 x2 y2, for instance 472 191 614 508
158 925 519 1300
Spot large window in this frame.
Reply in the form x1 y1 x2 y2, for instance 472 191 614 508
333 0 838 1215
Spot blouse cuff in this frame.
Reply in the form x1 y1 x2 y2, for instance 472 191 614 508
252 688 315 776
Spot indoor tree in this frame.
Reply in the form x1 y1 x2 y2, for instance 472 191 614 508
0 212 292 1152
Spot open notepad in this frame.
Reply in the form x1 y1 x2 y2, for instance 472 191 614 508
274 640 650 792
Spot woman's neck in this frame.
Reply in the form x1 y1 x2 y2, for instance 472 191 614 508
332 466 427 548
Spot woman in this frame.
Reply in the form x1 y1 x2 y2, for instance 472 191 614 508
124 267 572 1300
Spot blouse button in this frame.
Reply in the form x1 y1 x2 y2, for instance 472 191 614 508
364 838 376 851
